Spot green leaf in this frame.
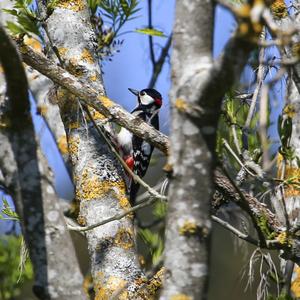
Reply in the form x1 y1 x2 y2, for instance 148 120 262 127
1 197 19 220
0 236 33 299
139 228 164 264
135 27 167 37
153 201 167 219
87 0 99 15
2 9 19 17
6 21 26 35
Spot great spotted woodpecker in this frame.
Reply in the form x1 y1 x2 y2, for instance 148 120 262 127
117 88 162 204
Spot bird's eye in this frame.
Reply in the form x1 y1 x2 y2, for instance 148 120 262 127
140 91 146 96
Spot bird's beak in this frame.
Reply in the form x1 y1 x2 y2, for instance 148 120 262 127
128 88 139 96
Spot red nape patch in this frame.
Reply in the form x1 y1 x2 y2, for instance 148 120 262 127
125 156 134 171
155 98 162 107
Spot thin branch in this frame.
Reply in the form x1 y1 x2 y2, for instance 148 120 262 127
259 84 271 169
147 0 156 66
222 139 257 177
231 124 242 155
218 166 269 246
67 194 159 232
148 34 172 88
278 159 291 231
212 215 260 246
243 29 266 150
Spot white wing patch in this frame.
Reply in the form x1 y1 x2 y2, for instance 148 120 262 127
117 128 132 147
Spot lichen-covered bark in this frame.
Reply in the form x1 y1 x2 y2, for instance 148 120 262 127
0 2 69 168
27 64 71 170
36 1 144 297
271 2 300 295
161 0 258 298
0 22 86 299
161 1 214 299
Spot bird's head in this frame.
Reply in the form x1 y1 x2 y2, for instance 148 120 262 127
128 88 162 110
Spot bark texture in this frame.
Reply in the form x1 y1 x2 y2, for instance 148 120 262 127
161 1 214 299
161 0 258 298
0 23 86 300
36 1 144 298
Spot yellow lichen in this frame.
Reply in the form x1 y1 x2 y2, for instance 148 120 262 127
57 135 68 155
56 89 65 99
83 274 94 298
175 98 188 112
179 221 198 236
88 109 106 121
292 266 300 297
135 268 163 299
236 3 251 18
98 96 114 108
271 0 288 19
170 294 192 300
277 152 300 197
36 105 48 116
66 58 84 77
77 214 86 226
58 47 68 57
56 0 86 12
276 231 287 244
114 227 134 249
283 103 297 118
68 122 80 130
239 22 249 35
292 43 300 58
76 169 127 200
235 0 264 40
139 255 146 266
95 276 127 300
95 287 109 300
90 74 98 82
68 135 80 157
24 36 42 52
282 166 300 197
81 48 94 64
118 194 131 210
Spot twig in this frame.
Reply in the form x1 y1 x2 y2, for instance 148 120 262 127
222 139 257 177
220 165 267 246
136 181 163 203
67 195 159 232
212 215 259 246
278 159 291 231
147 0 156 67
243 29 266 150
148 35 172 88
231 124 242 155
259 84 271 170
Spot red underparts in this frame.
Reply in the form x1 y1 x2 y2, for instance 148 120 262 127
125 156 134 171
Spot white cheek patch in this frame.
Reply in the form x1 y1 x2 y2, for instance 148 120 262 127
140 94 155 105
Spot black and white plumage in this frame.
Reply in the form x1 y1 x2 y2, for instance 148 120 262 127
117 88 162 204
